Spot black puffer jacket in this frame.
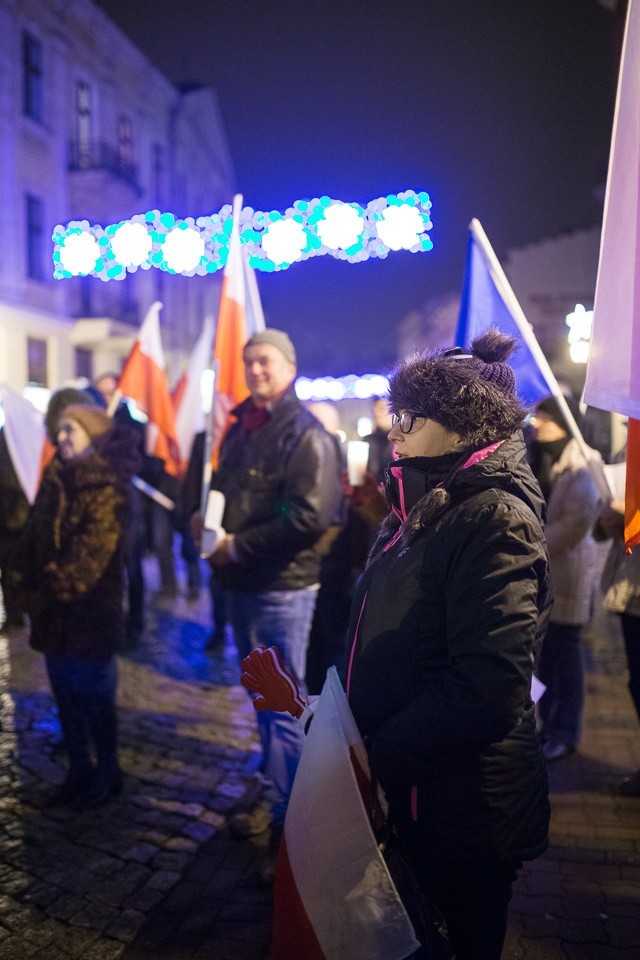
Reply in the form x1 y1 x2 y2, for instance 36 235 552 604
347 432 552 862
212 387 342 592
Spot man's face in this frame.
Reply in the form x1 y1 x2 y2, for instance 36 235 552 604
243 343 295 405
95 375 118 406
531 411 567 443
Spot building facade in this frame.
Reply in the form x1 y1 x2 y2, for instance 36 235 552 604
0 0 235 400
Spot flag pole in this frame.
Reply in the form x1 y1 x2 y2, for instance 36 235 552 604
470 221 601 460
199 193 243 515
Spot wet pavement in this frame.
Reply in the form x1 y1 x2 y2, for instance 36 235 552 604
0 552 639 959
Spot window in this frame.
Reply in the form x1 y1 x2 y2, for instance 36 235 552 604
22 31 43 123
27 337 48 386
117 115 134 169
152 142 164 207
76 81 92 165
25 194 45 281
75 347 93 381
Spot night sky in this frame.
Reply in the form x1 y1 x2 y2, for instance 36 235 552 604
94 0 622 376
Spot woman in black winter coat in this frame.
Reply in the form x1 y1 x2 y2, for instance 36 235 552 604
244 330 552 960
346 331 552 959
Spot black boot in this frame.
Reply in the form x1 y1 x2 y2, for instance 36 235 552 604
48 691 94 806
47 762 95 807
78 766 123 808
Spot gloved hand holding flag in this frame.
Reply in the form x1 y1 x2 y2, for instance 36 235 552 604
241 646 307 718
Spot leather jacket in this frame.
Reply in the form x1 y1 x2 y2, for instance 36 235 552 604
211 388 342 592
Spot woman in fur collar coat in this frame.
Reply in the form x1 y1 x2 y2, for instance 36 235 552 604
345 331 551 960
12 404 139 807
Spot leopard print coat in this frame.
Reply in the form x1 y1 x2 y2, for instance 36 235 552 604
12 426 138 657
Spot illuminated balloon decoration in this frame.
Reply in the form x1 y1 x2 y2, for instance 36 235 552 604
51 191 433 280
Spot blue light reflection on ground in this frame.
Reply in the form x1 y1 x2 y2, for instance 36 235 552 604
123 605 240 687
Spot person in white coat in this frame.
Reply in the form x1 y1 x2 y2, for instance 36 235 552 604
529 396 602 762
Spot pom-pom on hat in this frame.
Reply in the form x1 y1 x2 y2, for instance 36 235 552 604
243 328 296 366
388 328 526 447
62 404 113 441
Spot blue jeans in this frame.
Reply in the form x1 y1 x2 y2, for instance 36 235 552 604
536 621 584 748
227 586 319 823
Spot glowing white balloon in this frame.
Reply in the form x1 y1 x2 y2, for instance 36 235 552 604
262 218 306 265
111 221 152 267
317 203 363 250
377 204 425 251
58 232 100 275
163 227 205 273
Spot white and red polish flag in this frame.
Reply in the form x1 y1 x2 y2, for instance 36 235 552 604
271 667 420 960
583 0 640 549
118 300 181 476
208 193 265 471
0 385 52 503
172 314 215 473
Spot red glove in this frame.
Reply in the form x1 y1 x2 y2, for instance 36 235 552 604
240 646 307 718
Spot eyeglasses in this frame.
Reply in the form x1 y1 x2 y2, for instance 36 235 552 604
390 412 426 434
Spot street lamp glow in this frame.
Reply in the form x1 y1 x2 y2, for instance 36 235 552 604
566 303 593 344
569 341 590 364
566 303 593 364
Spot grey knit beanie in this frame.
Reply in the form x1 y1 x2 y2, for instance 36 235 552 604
243 329 296 366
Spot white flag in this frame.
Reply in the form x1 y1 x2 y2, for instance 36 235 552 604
271 668 419 960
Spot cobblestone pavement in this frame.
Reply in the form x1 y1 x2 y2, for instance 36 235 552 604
1 556 639 959
504 611 640 959
0 556 273 960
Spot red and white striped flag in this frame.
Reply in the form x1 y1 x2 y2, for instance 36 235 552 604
0 385 51 503
271 668 420 960
583 0 640 549
209 194 265 469
172 315 215 471
118 301 180 476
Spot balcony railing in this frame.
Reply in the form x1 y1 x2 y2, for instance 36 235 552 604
68 140 142 194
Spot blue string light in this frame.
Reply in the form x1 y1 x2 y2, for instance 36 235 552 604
51 191 433 280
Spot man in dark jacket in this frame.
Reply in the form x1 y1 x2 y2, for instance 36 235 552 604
206 329 342 835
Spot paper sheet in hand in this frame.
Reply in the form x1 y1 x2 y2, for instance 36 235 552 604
200 490 226 558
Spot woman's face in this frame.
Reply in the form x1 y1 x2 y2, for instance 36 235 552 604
388 412 464 459
57 417 93 461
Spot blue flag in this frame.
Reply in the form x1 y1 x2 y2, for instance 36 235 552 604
455 220 554 408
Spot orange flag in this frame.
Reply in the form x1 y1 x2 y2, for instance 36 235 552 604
210 194 265 468
625 419 640 550
118 301 180 476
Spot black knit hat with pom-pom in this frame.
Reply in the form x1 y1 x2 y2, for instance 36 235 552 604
388 328 527 447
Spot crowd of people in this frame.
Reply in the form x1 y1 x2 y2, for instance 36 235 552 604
0 324 639 958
